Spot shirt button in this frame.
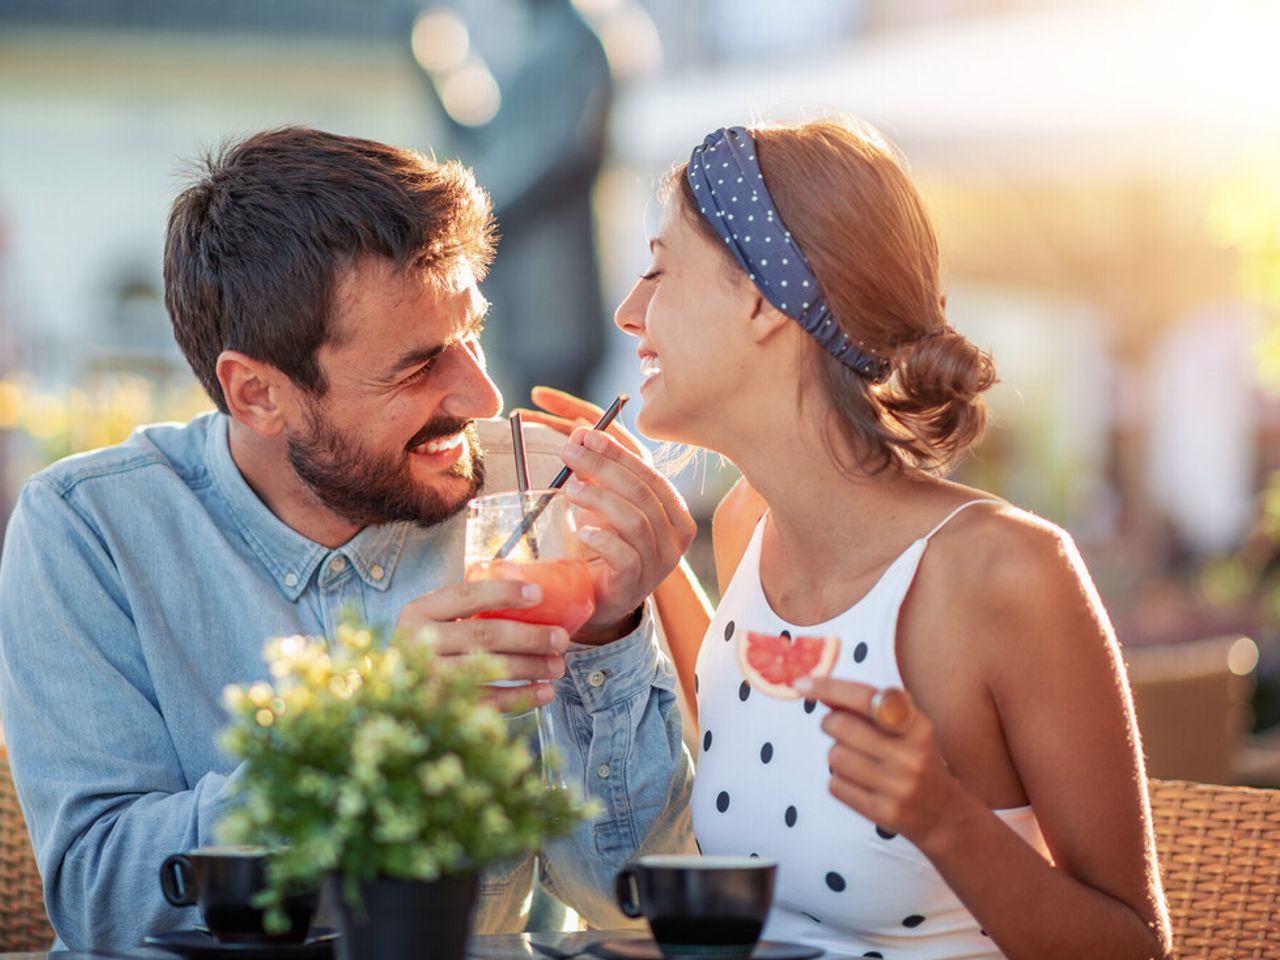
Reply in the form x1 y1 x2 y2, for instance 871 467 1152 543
329 556 347 573
370 564 385 581
596 763 611 779
587 670 605 688
284 572 299 587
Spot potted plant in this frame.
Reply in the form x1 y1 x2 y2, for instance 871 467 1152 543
218 620 592 960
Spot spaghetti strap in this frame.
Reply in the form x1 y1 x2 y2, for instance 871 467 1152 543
923 499 1003 542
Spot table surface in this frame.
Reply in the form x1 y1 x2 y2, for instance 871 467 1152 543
2 928 773 960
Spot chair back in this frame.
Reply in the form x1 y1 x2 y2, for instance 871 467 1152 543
1127 635 1255 784
1150 777 1280 958
0 747 54 952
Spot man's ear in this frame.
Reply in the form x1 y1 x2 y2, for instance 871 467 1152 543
216 350 295 438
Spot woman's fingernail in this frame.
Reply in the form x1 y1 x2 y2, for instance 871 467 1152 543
536 683 556 704
523 584 543 602
566 478 586 496
563 443 584 462
794 678 814 694
550 628 570 651
584 431 607 451
578 526 600 545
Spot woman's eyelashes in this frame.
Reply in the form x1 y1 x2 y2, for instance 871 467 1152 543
640 268 662 282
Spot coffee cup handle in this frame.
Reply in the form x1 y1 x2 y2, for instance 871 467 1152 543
160 854 197 907
614 865 643 919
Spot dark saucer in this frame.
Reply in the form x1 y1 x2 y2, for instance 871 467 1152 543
142 927 338 960
587 939 821 960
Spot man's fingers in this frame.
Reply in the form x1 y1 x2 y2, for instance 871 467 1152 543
408 578 544 622
430 618 569 658
483 681 557 713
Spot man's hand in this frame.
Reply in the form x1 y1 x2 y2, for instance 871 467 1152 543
396 579 571 711
559 425 696 643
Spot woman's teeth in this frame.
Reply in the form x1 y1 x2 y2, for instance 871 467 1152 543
414 432 464 454
640 357 662 378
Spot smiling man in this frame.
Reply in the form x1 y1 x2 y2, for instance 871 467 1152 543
0 128 695 951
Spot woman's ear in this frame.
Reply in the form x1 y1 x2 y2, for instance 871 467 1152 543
744 294 792 346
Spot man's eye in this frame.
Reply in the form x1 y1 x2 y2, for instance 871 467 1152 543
405 359 437 383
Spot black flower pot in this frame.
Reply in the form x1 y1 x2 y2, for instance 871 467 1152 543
333 873 479 960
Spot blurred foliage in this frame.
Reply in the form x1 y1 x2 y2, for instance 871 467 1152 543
0 374 211 467
1209 156 1280 388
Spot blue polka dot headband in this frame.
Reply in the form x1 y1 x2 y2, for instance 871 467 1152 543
686 126 891 382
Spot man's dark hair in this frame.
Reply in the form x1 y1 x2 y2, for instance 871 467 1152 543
164 126 496 412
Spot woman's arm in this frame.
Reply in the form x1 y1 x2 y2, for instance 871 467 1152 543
803 515 1171 960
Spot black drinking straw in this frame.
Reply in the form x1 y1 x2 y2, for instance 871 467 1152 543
493 393 629 561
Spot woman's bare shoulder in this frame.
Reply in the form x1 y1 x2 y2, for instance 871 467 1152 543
925 499 1105 642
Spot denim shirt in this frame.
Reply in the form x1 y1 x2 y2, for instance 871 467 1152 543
0 412 694 951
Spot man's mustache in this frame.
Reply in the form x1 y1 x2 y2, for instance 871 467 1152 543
405 417 473 452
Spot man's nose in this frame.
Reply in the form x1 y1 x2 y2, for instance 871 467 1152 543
441 339 504 420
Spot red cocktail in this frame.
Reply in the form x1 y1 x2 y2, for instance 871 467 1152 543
465 557 595 635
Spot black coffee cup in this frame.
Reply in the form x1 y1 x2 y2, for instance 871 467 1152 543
159 846 316 943
615 855 777 958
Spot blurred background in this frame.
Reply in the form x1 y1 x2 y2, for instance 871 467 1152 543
2 0 1280 785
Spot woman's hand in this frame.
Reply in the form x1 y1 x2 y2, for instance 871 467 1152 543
796 676 969 851
514 385 654 465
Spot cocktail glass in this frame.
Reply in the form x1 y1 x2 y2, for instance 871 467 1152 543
464 490 595 792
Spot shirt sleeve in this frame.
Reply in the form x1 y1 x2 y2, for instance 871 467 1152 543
538 601 697 927
0 478 241 951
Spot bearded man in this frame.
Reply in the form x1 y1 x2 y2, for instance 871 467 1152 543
0 127 695 952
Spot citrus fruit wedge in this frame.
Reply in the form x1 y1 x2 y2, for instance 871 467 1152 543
738 630 841 700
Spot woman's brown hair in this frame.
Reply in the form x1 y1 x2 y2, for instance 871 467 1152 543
672 118 996 475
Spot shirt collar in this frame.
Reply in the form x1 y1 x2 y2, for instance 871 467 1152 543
206 413 408 601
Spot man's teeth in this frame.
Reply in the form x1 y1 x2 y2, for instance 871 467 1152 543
414 432 465 454
640 358 662 377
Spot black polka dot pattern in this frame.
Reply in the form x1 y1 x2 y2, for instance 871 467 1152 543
716 791 730 813
760 742 773 764
724 620 735 642
875 826 896 840
784 805 798 828
903 915 925 928
801 912 822 924
853 641 868 663
803 699 817 713
739 681 751 701
862 953 883 959
825 871 845 892
703 730 712 752
695 673 700 694
749 852 759 858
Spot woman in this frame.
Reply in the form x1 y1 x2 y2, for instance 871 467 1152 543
529 119 1169 958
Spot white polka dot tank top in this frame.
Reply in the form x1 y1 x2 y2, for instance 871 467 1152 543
691 501 1049 959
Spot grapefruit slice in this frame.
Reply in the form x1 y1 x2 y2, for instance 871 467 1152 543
738 630 840 700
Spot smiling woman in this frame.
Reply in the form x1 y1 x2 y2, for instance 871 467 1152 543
613 118 1173 960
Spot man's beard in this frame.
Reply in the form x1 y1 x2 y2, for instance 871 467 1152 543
286 405 485 529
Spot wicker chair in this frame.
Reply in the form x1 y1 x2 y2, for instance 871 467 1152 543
0 747 54 952
1150 777 1280 958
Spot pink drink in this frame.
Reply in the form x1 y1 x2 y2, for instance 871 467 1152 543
466 557 596 635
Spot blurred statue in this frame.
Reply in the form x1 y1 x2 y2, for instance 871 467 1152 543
418 0 613 406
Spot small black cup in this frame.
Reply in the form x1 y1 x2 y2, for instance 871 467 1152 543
615 855 777 958
159 846 316 943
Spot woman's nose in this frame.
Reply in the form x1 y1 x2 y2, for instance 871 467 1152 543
614 279 651 337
